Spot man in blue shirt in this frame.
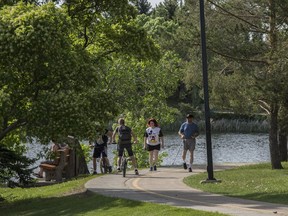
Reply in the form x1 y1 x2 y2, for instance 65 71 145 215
178 114 199 172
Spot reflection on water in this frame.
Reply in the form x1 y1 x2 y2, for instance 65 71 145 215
28 133 270 171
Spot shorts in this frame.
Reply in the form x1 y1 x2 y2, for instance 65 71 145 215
183 139 196 151
118 143 134 157
147 144 160 151
93 146 107 158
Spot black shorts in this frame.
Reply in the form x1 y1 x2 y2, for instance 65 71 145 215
118 143 134 157
93 146 107 158
147 144 160 151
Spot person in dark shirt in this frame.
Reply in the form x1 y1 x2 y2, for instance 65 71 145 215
112 118 139 175
91 129 112 174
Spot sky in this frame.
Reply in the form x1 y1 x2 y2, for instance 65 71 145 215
149 0 163 7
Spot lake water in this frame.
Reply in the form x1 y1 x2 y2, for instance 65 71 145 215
28 133 270 172
163 133 270 166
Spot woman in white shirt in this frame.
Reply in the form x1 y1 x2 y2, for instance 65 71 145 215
143 118 164 171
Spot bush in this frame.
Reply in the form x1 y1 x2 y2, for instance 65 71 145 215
80 143 92 164
0 145 36 187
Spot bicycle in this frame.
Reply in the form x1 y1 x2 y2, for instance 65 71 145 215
99 155 110 174
93 146 112 174
118 150 139 177
112 140 138 177
120 150 129 177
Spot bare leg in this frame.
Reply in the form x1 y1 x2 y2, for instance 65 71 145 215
149 151 154 167
190 150 194 164
93 158 97 171
153 150 159 165
189 149 194 168
130 156 137 169
182 149 187 162
117 156 122 168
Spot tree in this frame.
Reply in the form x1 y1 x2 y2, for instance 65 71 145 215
0 1 166 180
0 1 161 141
153 0 179 20
0 3 101 143
132 0 152 15
0 145 35 187
160 0 288 169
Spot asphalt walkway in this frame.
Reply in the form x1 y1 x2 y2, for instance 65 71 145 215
85 165 288 216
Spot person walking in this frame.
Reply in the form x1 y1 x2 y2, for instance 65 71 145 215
112 118 139 175
178 114 199 172
143 118 164 171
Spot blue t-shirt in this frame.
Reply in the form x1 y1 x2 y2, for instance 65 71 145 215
179 122 199 139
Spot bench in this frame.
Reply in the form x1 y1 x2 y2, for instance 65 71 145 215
39 148 70 182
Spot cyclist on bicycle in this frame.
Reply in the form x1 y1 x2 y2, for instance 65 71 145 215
91 129 112 175
112 118 139 175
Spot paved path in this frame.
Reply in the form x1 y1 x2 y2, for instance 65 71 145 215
85 166 288 216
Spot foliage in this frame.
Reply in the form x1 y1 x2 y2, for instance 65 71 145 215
0 2 93 142
0 0 163 143
0 0 183 183
184 162 288 205
170 0 288 167
131 0 152 15
153 0 180 20
0 145 36 187
80 143 92 164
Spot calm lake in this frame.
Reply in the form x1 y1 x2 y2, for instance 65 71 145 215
28 133 270 172
163 133 270 166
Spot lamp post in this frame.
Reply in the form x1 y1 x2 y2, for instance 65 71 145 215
199 0 220 183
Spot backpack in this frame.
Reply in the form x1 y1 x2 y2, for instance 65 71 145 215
118 126 132 144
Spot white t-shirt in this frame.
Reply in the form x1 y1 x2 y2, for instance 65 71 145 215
144 127 163 146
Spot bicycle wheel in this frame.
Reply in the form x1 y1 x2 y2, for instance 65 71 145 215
122 158 127 177
100 158 105 174
103 159 108 174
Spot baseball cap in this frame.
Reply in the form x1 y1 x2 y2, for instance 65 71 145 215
186 114 194 118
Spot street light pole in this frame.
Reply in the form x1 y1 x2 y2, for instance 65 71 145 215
199 0 219 182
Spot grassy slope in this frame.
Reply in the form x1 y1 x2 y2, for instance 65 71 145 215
184 162 288 205
0 175 227 216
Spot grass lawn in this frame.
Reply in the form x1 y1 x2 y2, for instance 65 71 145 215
0 175 227 216
185 162 288 205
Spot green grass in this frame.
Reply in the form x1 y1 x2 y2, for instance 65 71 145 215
0 175 227 216
184 162 288 205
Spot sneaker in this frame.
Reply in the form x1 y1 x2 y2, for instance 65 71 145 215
117 167 121 172
150 167 153 171
183 162 187 170
154 165 157 171
93 171 97 175
188 167 192 172
108 166 112 173
135 169 139 175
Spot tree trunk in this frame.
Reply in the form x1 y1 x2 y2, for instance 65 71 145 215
279 129 288 162
66 136 90 175
75 139 90 175
269 103 283 169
